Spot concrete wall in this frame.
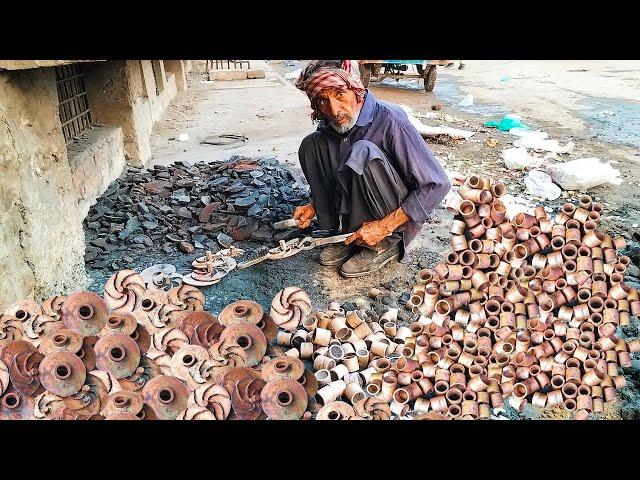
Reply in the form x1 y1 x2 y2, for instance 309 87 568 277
0 60 100 71
0 67 88 305
67 126 126 218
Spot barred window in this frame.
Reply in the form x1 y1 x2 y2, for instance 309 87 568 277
55 64 92 144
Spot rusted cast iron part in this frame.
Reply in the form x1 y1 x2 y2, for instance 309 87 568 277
61 291 108 336
189 383 232 419
1 340 37 371
257 314 278 343
260 377 308 420
261 356 305 382
142 375 188 420
136 288 170 330
219 323 267 367
102 390 144 417
177 406 217 420
42 295 66 320
33 391 66 419
4 300 43 322
39 328 84 355
208 339 247 369
152 327 189 356
104 269 147 312
23 314 61 344
118 357 160 392
220 367 262 395
39 351 87 397
353 397 392 420
64 373 109 416
9 349 44 397
131 324 152 355
135 403 158 420
167 285 205 312
174 311 218 337
77 339 97 372
101 311 138 336
94 333 142 379
219 300 264 327
232 376 267 420
0 314 24 341
145 349 173 377
270 287 312 331
0 360 9 396
170 345 210 381
105 412 140 420
0 387 36 420
316 400 355 420
299 369 319 398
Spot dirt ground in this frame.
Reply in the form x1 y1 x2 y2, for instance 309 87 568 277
85 60 640 419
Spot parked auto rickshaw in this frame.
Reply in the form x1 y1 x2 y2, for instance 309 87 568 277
357 60 451 91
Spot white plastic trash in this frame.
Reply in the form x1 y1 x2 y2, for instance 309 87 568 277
177 133 189 142
500 147 543 170
524 170 562 200
546 158 622 191
514 133 574 154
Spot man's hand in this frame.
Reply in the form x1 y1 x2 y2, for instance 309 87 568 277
345 207 410 247
293 204 315 229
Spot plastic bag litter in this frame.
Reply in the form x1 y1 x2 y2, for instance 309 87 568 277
459 94 474 107
508 128 547 139
523 170 562 200
401 106 475 140
500 194 536 221
501 147 543 170
485 114 527 131
546 158 622 191
514 133 574 154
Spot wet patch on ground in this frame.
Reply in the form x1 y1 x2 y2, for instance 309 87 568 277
575 96 640 149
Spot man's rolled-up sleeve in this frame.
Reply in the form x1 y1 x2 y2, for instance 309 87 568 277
387 117 451 224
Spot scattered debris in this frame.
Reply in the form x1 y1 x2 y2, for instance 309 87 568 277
547 158 623 191
431 104 442 111
523 170 562 200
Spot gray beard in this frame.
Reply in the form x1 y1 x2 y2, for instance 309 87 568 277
329 115 358 134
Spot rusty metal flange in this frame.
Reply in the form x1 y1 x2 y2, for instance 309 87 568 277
257 314 278 343
77 338 97 372
135 403 158 420
167 285 205 312
23 314 62 344
188 383 231 419
189 320 224 349
101 311 138 336
4 300 43 322
174 311 220 339
39 351 87 397
104 270 147 313
219 300 264 327
219 323 267 367
102 390 144 417
61 291 108 336
170 345 210 381
0 340 37 369
353 397 392 420
131 324 152 355
261 377 308 420
0 387 35 420
142 374 188 420
261 356 305 382
39 328 84 355
94 333 141 379
270 287 312 332
220 366 261 394
316 401 356 420
118 356 160 392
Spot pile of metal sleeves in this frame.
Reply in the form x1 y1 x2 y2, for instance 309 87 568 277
394 176 639 419
0 274 324 420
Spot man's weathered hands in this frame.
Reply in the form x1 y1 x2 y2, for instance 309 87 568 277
293 204 315 229
345 207 411 247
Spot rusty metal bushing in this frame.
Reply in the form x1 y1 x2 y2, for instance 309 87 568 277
94 333 141 379
61 291 108 337
270 287 312 332
39 351 87 397
142 375 188 420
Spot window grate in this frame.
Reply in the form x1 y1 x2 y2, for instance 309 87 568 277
55 64 92 144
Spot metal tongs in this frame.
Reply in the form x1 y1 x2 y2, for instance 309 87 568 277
237 232 353 269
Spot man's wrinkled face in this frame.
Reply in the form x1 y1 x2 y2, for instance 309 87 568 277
316 87 363 134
